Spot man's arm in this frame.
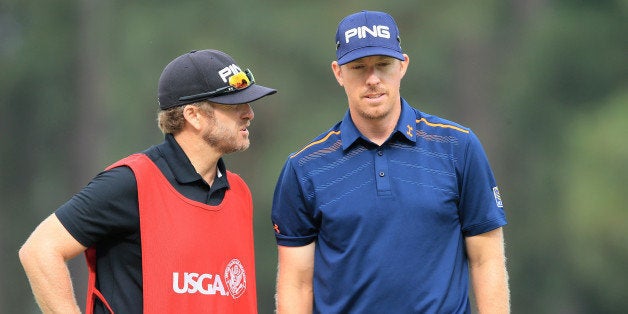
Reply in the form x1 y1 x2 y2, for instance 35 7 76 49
276 242 315 314
19 213 87 314
465 227 510 314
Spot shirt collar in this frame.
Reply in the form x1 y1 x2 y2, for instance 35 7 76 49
396 98 419 143
340 98 417 150
161 134 228 187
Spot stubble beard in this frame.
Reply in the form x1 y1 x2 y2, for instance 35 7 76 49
356 103 392 121
203 124 250 155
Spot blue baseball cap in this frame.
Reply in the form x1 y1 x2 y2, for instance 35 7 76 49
335 11 404 65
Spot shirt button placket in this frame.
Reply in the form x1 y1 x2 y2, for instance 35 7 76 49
374 148 391 195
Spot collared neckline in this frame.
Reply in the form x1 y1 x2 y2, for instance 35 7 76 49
160 134 229 188
340 98 417 150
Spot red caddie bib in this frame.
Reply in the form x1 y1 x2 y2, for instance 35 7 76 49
85 153 257 313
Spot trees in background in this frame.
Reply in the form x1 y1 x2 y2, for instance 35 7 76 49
1 1 625 312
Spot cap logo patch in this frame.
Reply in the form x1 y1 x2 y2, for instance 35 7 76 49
218 64 243 83
344 25 390 44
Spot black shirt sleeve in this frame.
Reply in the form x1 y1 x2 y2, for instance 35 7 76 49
55 166 139 248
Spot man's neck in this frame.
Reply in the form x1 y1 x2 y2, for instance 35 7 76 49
351 108 401 146
173 132 221 186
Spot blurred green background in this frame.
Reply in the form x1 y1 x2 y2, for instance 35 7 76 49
1 0 626 313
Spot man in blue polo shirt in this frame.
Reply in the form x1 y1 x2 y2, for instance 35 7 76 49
271 11 510 313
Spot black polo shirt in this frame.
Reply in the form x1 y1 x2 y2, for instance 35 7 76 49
55 133 229 313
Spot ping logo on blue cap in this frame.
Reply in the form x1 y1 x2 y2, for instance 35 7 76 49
343 25 391 44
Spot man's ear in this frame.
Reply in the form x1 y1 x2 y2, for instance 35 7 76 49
331 61 344 87
399 54 410 78
182 105 202 130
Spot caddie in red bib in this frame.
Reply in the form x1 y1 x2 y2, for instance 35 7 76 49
18 49 276 314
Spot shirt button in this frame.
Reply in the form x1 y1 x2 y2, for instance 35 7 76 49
377 150 384 156
379 171 385 177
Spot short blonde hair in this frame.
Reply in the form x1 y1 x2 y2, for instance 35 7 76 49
157 101 214 134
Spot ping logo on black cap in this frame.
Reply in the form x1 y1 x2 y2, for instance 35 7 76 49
218 64 243 83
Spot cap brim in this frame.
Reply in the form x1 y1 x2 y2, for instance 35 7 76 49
208 84 277 105
338 47 404 65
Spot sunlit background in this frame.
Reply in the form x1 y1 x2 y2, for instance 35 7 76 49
1 1 626 313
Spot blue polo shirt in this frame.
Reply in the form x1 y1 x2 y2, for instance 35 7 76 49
271 98 507 313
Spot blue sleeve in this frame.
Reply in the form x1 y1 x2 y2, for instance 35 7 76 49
271 158 318 247
55 166 139 247
458 131 507 236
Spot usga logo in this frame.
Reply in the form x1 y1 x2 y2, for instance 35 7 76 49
224 259 247 299
218 64 243 83
172 258 247 299
344 25 391 43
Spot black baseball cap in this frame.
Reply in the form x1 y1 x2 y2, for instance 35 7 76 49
158 49 277 110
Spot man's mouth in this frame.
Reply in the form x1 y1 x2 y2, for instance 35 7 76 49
364 92 385 99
